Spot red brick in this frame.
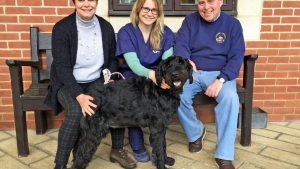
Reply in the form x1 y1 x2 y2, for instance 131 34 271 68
297 93 300 99
276 79 297 85
278 64 298 70
0 67 9 73
296 108 300 114
0 33 19 40
265 101 285 107
0 24 5 31
8 42 30 49
268 115 284 121
199 116 215 123
0 92 11 99
0 105 13 112
253 93 274 100
0 74 10 81
293 25 300 31
17 0 42 6
261 25 271 32
289 71 300 77
273 25 292 32
3 113 14 120
255 65 277 71
286 101 300 107
0 122 15 129
253 86 265 93
0 50 22 57
280 33 300 40
295 9 300 15
290 56 300 63
275 93 296 100
254 72 266 78
246 41 268 48
7 24 31 32
32 7 56 15
44 0 68 6
22 50 31 57
252 101 264 107
287 86 300 92
260 33 279 40
5 7 30 14
47 120 63 127
282 17 300 24
32 24 54 32
27 121 36 128
0 16 18 23
262 17 281 24
21 33 30 40
274 9 293 15
266 72 288 78
0 42 7 48
262 9 272 16
57 8 75 15
268 57 289 63
269 41 290 48
195 109 209 116
0 7 3 14
291 41 300 47
45 16 65 23
265 86 286 93
263 108 274 115
0 82 12 89
19 16 44 23
244 49 257 55
257 49 278 56
255 79 276 86
256 56 267 63
263 1 281 8
279 49 300 55
285 115 300 121
283 1 300 8
274 108 295 114
0 0 15 5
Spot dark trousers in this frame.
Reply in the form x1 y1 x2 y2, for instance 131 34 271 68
55 78 125 165
128 127 153 150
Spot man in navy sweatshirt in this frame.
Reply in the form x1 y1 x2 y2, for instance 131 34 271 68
174 0 245 168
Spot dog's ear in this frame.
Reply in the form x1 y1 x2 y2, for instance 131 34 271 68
185 58 194 84
155 59 165 87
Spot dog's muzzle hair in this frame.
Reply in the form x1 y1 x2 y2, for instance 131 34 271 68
73 56 193 169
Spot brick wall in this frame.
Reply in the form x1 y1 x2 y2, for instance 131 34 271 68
0 0 299 129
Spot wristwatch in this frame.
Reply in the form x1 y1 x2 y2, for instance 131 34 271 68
217 77 225 83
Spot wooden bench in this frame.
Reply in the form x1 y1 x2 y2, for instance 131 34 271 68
6 27 258 157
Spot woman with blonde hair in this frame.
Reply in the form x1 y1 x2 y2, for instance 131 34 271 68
115 0 175 163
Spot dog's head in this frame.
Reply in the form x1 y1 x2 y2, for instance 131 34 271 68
155 56 193 93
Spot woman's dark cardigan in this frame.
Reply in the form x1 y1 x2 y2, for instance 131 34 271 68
44 12 118 116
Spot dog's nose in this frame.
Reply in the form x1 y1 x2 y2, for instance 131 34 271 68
172 72 179 77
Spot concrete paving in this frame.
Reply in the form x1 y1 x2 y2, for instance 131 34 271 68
0 121 299 169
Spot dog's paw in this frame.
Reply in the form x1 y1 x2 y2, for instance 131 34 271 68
165 157 175 166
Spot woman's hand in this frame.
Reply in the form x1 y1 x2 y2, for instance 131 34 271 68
148 70 170 89
76 94 97 116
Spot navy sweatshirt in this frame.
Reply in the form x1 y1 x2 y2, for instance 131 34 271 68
174 11 245 82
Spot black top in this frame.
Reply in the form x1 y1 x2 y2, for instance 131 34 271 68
44 12 118 115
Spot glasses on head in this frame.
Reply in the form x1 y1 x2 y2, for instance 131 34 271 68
141 7 158 15
198 0 216 6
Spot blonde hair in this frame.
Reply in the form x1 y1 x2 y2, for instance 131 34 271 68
130 0 164 50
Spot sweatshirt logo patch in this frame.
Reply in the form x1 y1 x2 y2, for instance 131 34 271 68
215 32 226 43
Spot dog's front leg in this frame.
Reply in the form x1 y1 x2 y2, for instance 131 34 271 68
150 127 167 169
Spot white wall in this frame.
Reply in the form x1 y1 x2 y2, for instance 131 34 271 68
96 0 263 41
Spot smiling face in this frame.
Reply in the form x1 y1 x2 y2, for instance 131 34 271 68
74 0 97 21
138 0 158 28
198 0 223 22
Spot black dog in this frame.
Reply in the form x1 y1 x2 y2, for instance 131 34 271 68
73 56 193 169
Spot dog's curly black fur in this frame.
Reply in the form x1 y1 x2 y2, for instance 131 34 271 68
73 56 193 169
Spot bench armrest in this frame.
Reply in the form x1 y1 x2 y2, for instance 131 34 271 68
243 54 258 90
6 59 40 67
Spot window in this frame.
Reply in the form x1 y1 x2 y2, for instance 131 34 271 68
108 0 237 16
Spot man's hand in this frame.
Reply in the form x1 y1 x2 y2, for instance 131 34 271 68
205 79 223 98
148 70 170 89
76 94 97 116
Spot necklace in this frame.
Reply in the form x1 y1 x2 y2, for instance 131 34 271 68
76 20 97 60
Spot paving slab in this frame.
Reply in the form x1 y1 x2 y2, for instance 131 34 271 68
0 155 31 169
5 128 52 145
251 128 280 139
287 121 300 130
277 134 300 145
260 147 300 166
0 131 12 141
265 123 300 136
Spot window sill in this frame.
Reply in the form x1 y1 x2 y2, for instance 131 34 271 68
108 10 238 16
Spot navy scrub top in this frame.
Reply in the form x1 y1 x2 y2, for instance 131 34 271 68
116 23 175 78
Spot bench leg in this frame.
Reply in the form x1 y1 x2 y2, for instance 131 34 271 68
240 103 252 147
15 109 30 157
35 111 48 134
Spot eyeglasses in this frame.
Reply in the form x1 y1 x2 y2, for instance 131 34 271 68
141 7 158 15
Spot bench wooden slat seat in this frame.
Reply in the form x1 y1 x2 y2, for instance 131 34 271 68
6 27 258 157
